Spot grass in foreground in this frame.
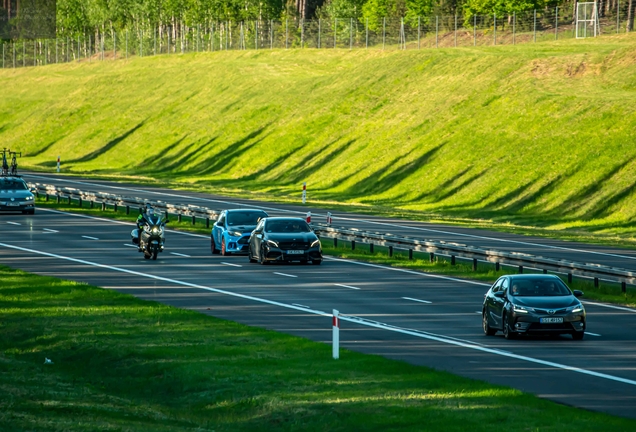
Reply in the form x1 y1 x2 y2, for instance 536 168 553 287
35 197 636 307
2 264 636 431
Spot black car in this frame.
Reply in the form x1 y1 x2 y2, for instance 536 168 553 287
0 177 35 214
482 274 586 340
248 217 322 265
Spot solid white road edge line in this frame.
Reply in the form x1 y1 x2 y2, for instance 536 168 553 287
585 332 602 337
123 244 137 248
81 235 99 240
171 252 191 258
2 240 636 388
26 173 636 262
274 272 297 278
43 228 59 233
402 297 432 304
6 222 21 226
334 283 361 290
292 303 310 309
30 207 636 314
221 262 242 267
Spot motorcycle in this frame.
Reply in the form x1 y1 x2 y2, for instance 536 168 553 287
131 213 168 260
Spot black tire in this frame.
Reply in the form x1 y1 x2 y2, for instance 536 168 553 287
221 238 230 256
503 314 517 340
259 246 268 265
483 311 497 336
211 237 219 255
143 252 151 260
312 259 322 265
152 249 158 260
572 331 585 340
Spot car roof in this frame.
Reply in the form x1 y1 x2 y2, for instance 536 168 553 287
263 217 306 222
506 274 561 280
225 209 268 213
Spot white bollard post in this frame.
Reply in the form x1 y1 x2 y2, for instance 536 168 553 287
332 309 340 359
327 212 332 226
302 182 307 204
306 211 311 224
56 155 60 173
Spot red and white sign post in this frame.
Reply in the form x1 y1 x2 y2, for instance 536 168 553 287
302 182 307 204
306 211 311 224
327 212 332 226
332 309 340 360
56 156 60 173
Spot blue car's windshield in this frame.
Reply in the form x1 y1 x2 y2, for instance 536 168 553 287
265 220 311 233
227 211 267 226
510 279 571 296
0 179 27 190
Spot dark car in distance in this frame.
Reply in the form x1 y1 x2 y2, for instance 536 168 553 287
482 274 586 340
211 209 269 255
0 177 35 214
248 217 322 265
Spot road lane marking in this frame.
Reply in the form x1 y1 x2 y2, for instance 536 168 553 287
26 173 636 262
82 235 99 240
43 228 59 233
124 244 137 248
292 303 310 309
582 301 636 313
274 272 297 278
6 222 21 226
3 240 636 389
585 332 602 337
402 297 432 304
221 262 242 267
335 283 361 290
171 252 191 258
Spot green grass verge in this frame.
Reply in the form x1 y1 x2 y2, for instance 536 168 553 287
2 265 636 431
3 35 636 244
34 197 636 307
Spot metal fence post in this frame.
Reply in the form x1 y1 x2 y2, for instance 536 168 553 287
513 11 516 44
319 18 322 48
534 9 537 42
555 6 559 39
618 0 621 33
2 43 4 69
126 30 128 58
418 16 421 49
286 18 288 49
383 17 386 49
23 41 25 67
436 16 438 47
114 31 117 59
365 18 368 48
350 18 353 49
334 18 338 48
454 14 457 47
474 14 476 46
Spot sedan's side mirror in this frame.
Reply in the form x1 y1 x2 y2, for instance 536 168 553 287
573 290 584 297
256 234 263 239
493 291 505 298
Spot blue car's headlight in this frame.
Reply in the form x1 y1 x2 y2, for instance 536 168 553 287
228 231 242 237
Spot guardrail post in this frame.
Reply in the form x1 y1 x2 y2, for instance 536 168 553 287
568 273 573 283
67 196 71 205
192 215 196 225
78 197 82 207
389 246 393 257
126 205 130 215
369 243 374 253
472 258 477 271
101 202 106 211
409 249 413 260
114 203 118 212
351 240 355 251
178 213 182 223
334 238 338 247
45 193 49 201
138 207 142 214
451 255 455 265
622 281 627 293
495 262 500 271
543 269 547 274
91 200 94 208
56 195 60 204
206 217 210 228
518 265 523 274
594 277 599 288
429 252 434 262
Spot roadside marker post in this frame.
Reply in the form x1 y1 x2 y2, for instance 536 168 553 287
333 309 340 359
56 156 60 173
327 212 332 226
302 182 307 204
306 211 311 223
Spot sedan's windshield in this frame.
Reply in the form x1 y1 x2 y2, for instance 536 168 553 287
227 211 267 226
0 179 27 191
510 279 571 296
265 220 311 233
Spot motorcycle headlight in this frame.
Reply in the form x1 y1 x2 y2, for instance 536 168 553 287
311 239 321 247
568 304 585 313
151 226 160 235
267 239 279 248
513 304 534 314
229 230 242 237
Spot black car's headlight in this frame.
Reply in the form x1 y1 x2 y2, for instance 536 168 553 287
267 240 279 248
513 305 534 314
311 239 321 248
567 304 585 313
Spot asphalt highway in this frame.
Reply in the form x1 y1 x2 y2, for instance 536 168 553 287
22 173 636 274
1 208 636 419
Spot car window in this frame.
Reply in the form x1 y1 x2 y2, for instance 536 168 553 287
491 278 503 293
265 220 311 233
502 278 510 291
510 278 571 296
227 211 267 226
217 213 226 226
0 179 27 190
255 220 265 232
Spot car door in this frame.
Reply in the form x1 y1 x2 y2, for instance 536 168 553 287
485 278 504 328
214 212 226 245
251 219 265 258
491 278 509 329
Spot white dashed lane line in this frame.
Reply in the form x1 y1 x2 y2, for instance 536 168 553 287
171 252 191 258
82 236 99 240
586 332 602 337
292 303 311 309
124 244 137 248
274 272 297 278
335 283 361 290
6 222 21 226
402 297 432 304
220 262 242 267
43 228 59 233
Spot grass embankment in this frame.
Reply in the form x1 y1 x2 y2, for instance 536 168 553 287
3 36 636 243
2 265 636 431
36 197 636 307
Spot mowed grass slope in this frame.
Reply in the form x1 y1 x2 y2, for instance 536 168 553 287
2 35 636 236
2 264 636 431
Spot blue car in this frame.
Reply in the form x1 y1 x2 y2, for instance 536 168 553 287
211 209 269 256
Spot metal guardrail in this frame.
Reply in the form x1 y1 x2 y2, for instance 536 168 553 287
30 182 634 290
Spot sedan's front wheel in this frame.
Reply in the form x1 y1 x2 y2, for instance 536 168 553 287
259 247 268 265
503 314 517 340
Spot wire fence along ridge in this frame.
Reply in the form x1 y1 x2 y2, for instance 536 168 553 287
2 6 635 68
31 182 636 290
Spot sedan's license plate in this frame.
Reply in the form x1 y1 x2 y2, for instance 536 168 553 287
7 202 19 207
286 250 304 255
540 317 564 324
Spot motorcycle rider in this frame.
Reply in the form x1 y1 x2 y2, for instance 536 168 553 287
136 203 155 250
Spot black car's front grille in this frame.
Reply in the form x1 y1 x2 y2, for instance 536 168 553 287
534 308 568 315
278 241 310 249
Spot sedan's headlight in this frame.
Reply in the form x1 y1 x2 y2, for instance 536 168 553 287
25 196 33 201
513 304 534 314
229 231 242 237
568 304 585 313
311 239 321 247
267 240 279 248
